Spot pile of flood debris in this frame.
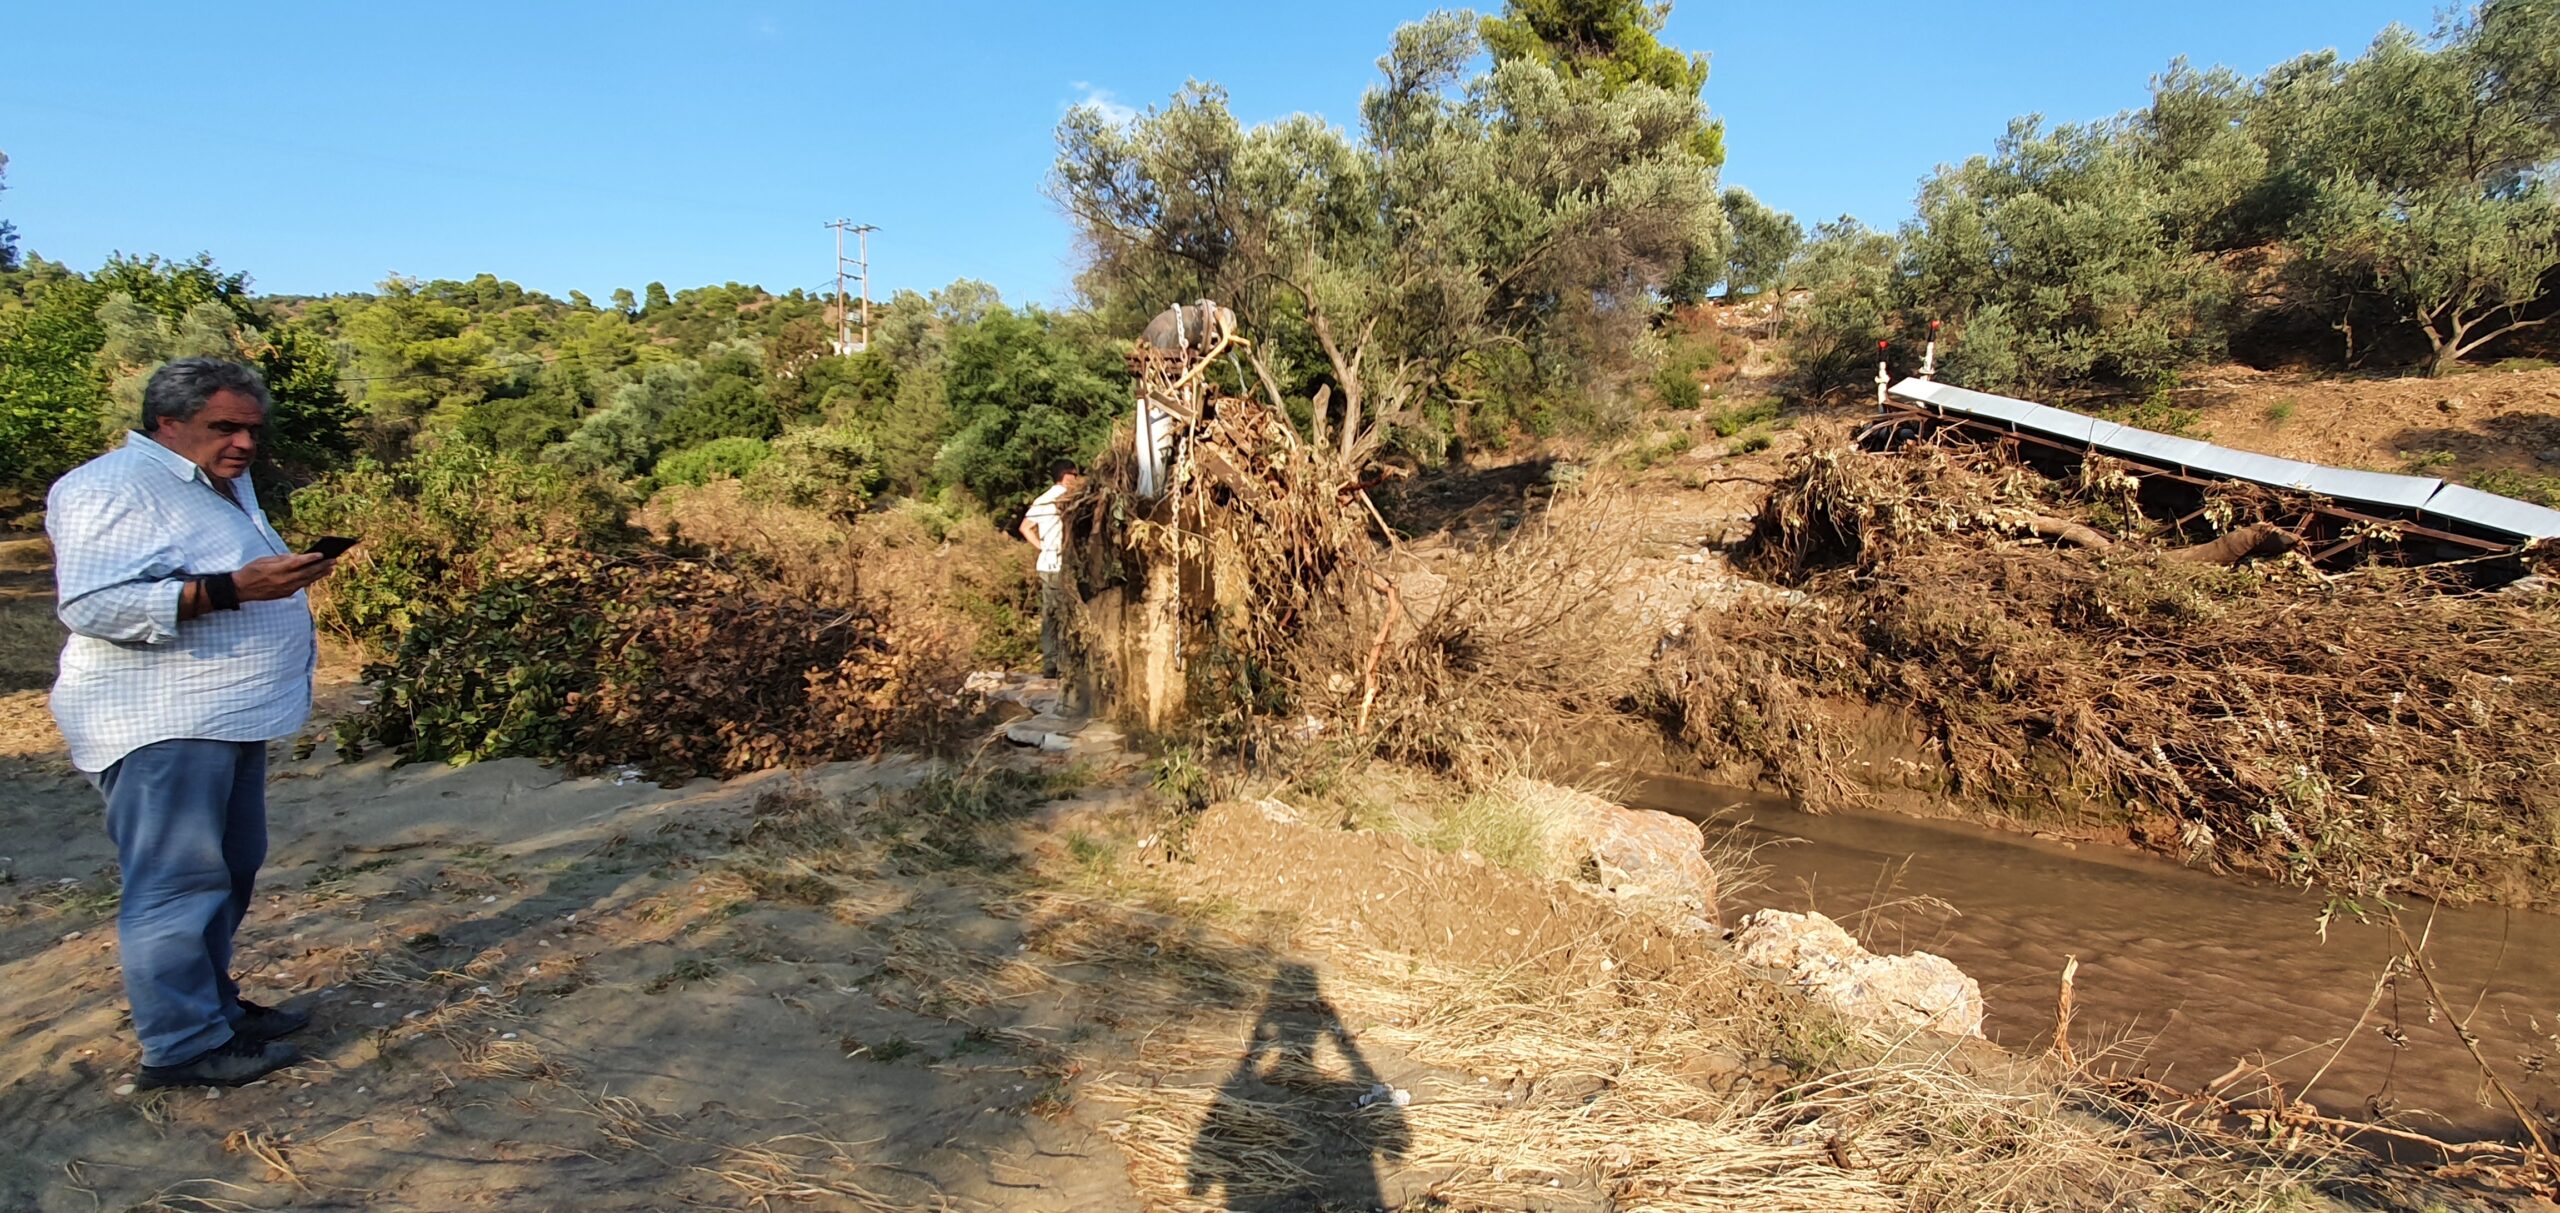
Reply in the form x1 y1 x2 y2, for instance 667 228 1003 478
1653 436 2560 905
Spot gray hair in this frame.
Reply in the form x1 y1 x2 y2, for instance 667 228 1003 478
141 357 271 432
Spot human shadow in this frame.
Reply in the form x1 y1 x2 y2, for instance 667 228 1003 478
1187 961 1409 1213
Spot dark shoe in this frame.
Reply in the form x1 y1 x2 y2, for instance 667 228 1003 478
136 1035 302 1089
234 998 310 1043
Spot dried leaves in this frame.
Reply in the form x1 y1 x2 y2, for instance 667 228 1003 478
343 549 973 780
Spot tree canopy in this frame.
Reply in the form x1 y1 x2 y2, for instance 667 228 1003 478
1054 6 1722 459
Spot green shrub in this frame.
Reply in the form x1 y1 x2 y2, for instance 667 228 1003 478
1617 430 1694 472
651 436 772 491
1652 366 1703 411
1650 337 1719 411
2468 468 2560 508
744 424 886 519
2261 398 2297 427
290 445 633 649
2107 386 2202 437
1709 396 1781 437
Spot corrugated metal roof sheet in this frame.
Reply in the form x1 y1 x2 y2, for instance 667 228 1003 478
2422 483 2560 540
2286 466 2443 511
1885 376 2557 544
1890 380 2101 444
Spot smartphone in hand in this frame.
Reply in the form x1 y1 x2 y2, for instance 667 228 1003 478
305 536 359 559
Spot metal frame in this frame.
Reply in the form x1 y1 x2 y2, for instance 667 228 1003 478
1859 404 2517 567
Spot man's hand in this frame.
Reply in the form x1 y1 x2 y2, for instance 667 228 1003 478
232 553 337 602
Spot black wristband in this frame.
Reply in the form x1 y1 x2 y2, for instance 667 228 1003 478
203 572 241 612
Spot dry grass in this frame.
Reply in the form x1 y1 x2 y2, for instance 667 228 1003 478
1326 482 1662 777
1090 920 2328 1213
693 1133 913 1212
643 478 1038 667
1413 777 1585 876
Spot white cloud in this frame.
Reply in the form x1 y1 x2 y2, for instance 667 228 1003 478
1067 82 1139 126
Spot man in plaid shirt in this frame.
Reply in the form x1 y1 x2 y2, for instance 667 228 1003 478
48 358 339 1088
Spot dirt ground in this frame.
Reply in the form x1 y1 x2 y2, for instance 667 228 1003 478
0 714 2050 1213
9 360 2553 1209
2171 363 2560 488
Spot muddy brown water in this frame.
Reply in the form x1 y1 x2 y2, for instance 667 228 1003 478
1630 776 2560 1143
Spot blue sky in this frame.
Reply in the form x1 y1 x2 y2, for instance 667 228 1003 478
2 1 2439 308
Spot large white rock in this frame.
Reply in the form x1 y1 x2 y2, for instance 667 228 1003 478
1515 779 1721 921
1732 908 1985 1038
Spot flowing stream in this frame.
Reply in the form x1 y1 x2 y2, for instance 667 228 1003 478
1629 776 2560 1143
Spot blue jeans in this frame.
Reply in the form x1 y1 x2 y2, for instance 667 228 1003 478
90 738 267 1066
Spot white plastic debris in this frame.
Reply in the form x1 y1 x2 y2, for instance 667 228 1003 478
1356 1082 1412 1109
114 1083 136 1096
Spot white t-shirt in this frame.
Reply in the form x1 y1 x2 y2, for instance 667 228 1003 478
1025 483 1069 574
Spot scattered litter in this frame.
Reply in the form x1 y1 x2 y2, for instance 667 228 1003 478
612 766 645 786
403 1011 421 1020
480 895 497 904
63 931 82 941
370 1001 386 1009
501 1032 518 1041
475 986 494 996
114 1083 136 1096
1356 1082 1412 1108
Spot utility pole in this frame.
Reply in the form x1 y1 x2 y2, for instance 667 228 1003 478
823 218 878 355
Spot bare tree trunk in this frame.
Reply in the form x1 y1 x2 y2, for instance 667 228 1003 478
1247 346 1312 446
1308 308 1366 464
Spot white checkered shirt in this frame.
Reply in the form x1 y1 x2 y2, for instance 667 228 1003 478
47 432 316 773
1025 483 1069 574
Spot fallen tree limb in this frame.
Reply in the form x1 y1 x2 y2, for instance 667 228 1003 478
2015 515 2115 550
2172 522 2296 565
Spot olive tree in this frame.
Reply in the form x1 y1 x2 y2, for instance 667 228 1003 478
2296 177 2560 375
1903 118 2229 394
1052 9 1720 460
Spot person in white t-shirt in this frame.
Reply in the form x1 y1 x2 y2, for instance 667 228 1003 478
1017 461 1084 681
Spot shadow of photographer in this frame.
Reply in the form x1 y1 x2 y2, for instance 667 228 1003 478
1187 961 1410 1212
